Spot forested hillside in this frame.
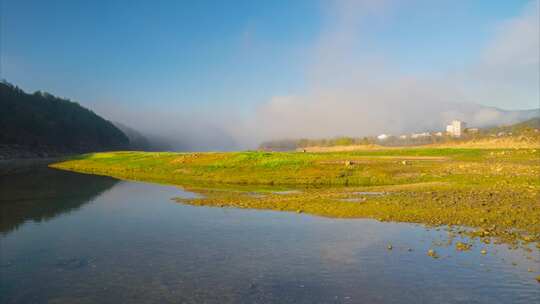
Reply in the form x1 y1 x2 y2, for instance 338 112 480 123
484 117 540 135
0 81 129 158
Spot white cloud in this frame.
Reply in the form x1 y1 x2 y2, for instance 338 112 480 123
484 1 539 67
233 0 539 145
455 0 539 109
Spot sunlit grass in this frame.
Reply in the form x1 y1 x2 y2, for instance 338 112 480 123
50 147 540 248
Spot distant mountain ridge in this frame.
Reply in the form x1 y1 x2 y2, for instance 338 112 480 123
112 121 175 152
259 115 540 151
0 81 129 159
378 100 539 135
437 102 539 129
113 122 152 151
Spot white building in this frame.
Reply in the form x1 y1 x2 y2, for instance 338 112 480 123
411 132 431 139
446 120 466 137
377 134 389 140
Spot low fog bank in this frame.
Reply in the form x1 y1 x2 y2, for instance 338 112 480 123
102 106 242 151
107 101 538 152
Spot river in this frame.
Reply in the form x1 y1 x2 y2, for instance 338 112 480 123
0 166 538 303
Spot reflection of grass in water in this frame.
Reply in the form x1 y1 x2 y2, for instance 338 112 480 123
50 148 540 249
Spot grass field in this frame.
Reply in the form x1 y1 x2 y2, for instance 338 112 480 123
50 148 540 248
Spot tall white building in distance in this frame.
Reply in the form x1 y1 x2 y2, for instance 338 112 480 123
446 120 466 137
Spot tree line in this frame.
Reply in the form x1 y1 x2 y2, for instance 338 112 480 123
0 81 129 155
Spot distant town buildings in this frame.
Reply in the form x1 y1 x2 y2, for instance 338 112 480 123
446 120 466 137
411 132 431 139
376 119 472 142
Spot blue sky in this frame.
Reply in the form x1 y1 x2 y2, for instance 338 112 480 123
1 0 538 148
2 0 320 111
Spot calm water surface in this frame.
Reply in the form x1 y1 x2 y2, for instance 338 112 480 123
1 167 539 303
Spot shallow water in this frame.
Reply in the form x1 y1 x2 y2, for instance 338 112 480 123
0 167 538 303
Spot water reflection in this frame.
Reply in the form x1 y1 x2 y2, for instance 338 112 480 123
0 165 118 234
0 167 538 303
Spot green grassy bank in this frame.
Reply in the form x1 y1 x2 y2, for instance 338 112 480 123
50 148 540 247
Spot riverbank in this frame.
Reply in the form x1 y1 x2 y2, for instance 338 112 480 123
50 148 540 247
